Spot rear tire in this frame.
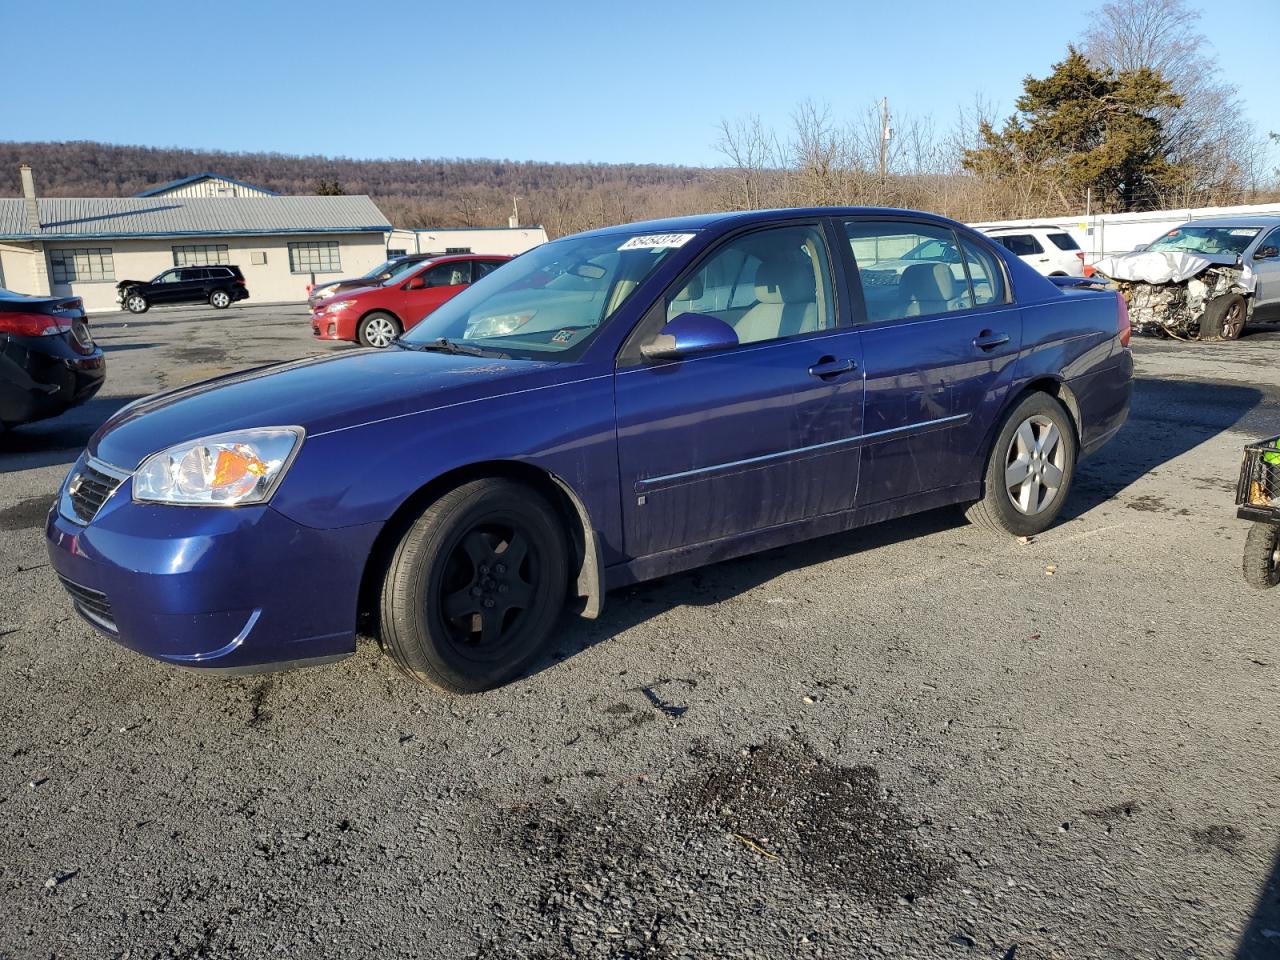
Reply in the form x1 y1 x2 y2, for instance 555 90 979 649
124 293 149 314
1200 293 1247 340
209 289 232 309
358 311 401 348
1243 522 1280 589
965 391 1077 537
379 479 569 693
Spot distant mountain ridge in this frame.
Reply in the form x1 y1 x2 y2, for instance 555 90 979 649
0 140 721 236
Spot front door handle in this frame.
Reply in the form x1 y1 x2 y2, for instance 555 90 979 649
808 356 857 379
973 331 1010 351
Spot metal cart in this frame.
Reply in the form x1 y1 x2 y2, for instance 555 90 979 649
1236 435 1280 589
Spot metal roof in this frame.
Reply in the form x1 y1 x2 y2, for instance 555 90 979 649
134 172 281 197
0 195 392 240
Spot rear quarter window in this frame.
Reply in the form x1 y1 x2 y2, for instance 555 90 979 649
996 234 1043 256
1047 233 1080 251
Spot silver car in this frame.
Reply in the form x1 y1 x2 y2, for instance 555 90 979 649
1093 215 1280 340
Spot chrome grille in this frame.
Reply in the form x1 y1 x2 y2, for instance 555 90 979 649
63 457 127 524
57 576 117 633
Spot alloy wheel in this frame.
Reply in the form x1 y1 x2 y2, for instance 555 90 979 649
1222 300 1244 339
363 317 396 347
126 295 146 313
211 291 230 308
1004 414 1066 515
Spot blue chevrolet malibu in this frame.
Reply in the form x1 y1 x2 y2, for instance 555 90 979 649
47 208 1132 692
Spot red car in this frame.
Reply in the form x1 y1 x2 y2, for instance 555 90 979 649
311 254 511 348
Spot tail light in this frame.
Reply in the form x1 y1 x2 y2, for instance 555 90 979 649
1116 291 1131 348
1076 252 1085 263
235 278 246 285
0 311 72 337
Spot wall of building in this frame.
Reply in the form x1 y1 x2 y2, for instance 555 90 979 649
386 227 547 258
22 232 388 312
147 178 276 199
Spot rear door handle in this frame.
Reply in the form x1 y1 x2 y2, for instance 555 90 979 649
973 331 1010 351
808 356 857 379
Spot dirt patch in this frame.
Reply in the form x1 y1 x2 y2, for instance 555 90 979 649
0 496 53 531
1191 824 1243 855
481 736 951 958
1126 495 1167 513
685 737 952 900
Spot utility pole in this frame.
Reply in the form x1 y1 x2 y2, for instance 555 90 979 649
509 195 522 229
878 97 891 191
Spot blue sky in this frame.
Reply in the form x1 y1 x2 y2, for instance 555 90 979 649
2 0 1276 168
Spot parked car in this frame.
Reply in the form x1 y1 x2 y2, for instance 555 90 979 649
48 207 1132 693
310 254 510 347
1 287 104 429
983 225 1086 277
117 266 249 314
307 253 440 307
1092 216 1280 339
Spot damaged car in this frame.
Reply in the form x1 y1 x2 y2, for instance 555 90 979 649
1092 216 1280 340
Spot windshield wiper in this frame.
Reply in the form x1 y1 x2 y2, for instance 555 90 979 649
403 337 507 359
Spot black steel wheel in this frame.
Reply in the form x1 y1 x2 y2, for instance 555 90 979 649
379 478 568 692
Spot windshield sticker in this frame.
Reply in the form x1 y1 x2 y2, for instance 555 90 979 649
618 233 696 251
551 329 575 344
1230 229 1257 236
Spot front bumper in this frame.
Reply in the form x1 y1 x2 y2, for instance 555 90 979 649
46 458 381 672
310 312 346 341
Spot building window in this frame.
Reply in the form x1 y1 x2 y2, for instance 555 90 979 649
288 240 342 274
49 248 115 283
173 243 230 267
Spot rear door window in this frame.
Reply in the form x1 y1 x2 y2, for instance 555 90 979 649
424 262 472 287
1047 233 1080 251
997 234 1044 256
474 260 505 279
959 237 1006 306
844 220 974 323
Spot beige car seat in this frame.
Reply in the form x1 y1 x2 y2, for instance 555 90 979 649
734 258 818 343
898 263 963 317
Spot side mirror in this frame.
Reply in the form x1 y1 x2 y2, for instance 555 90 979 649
404 276 426 290
640 312 739 361
1255 246 1278 261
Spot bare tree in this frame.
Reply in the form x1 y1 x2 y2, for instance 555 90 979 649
712 115 782 210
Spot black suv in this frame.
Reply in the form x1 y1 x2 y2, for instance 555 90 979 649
117 265 249 313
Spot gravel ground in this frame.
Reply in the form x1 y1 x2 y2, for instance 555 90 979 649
1 303 1278 959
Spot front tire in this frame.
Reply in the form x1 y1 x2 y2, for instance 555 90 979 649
1243 522 1280 589
124 293 149 314
358 311 401 348
965 391 1077 537
209 289 232 309
1200 293 1247 340
379 479 569 693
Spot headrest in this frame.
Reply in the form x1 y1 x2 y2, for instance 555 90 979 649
674 275 704 301
754 258 816 304
899 262 956 301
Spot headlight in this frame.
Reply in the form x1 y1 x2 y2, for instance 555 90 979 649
325 299 356 313
133 427 304 506
464 311 534 339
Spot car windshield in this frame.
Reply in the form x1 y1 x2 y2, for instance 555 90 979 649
1147 226 1261 256
379 260 429 286
361 259 398 280
399 231 692 357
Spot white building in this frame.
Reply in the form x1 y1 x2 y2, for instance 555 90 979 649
386 226 547 258
133 172 280 199
0 166 391 311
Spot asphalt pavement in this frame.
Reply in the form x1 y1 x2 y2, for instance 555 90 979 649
1 302 1278 959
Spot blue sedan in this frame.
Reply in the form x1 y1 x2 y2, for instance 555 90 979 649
46 208 1133 692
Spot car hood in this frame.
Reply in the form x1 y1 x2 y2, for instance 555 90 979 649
1093 250 1238 284
89 348 560 469
116 279 151 290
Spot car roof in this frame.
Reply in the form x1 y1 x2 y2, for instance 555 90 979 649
984 224 1071 233
570 206 972 239
1174 216 1280 228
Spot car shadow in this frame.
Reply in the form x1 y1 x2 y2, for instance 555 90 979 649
0 395 145 473
1061 375 1266 521
1236 842 1280 959
528 374 1267 682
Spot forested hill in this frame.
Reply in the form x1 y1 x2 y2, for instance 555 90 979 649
0 141 720 236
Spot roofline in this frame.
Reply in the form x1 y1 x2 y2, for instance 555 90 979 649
394 225 547 232
134 172 281 197
0 225 392 241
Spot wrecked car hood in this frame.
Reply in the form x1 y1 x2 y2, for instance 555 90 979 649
1093 251 1239 284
